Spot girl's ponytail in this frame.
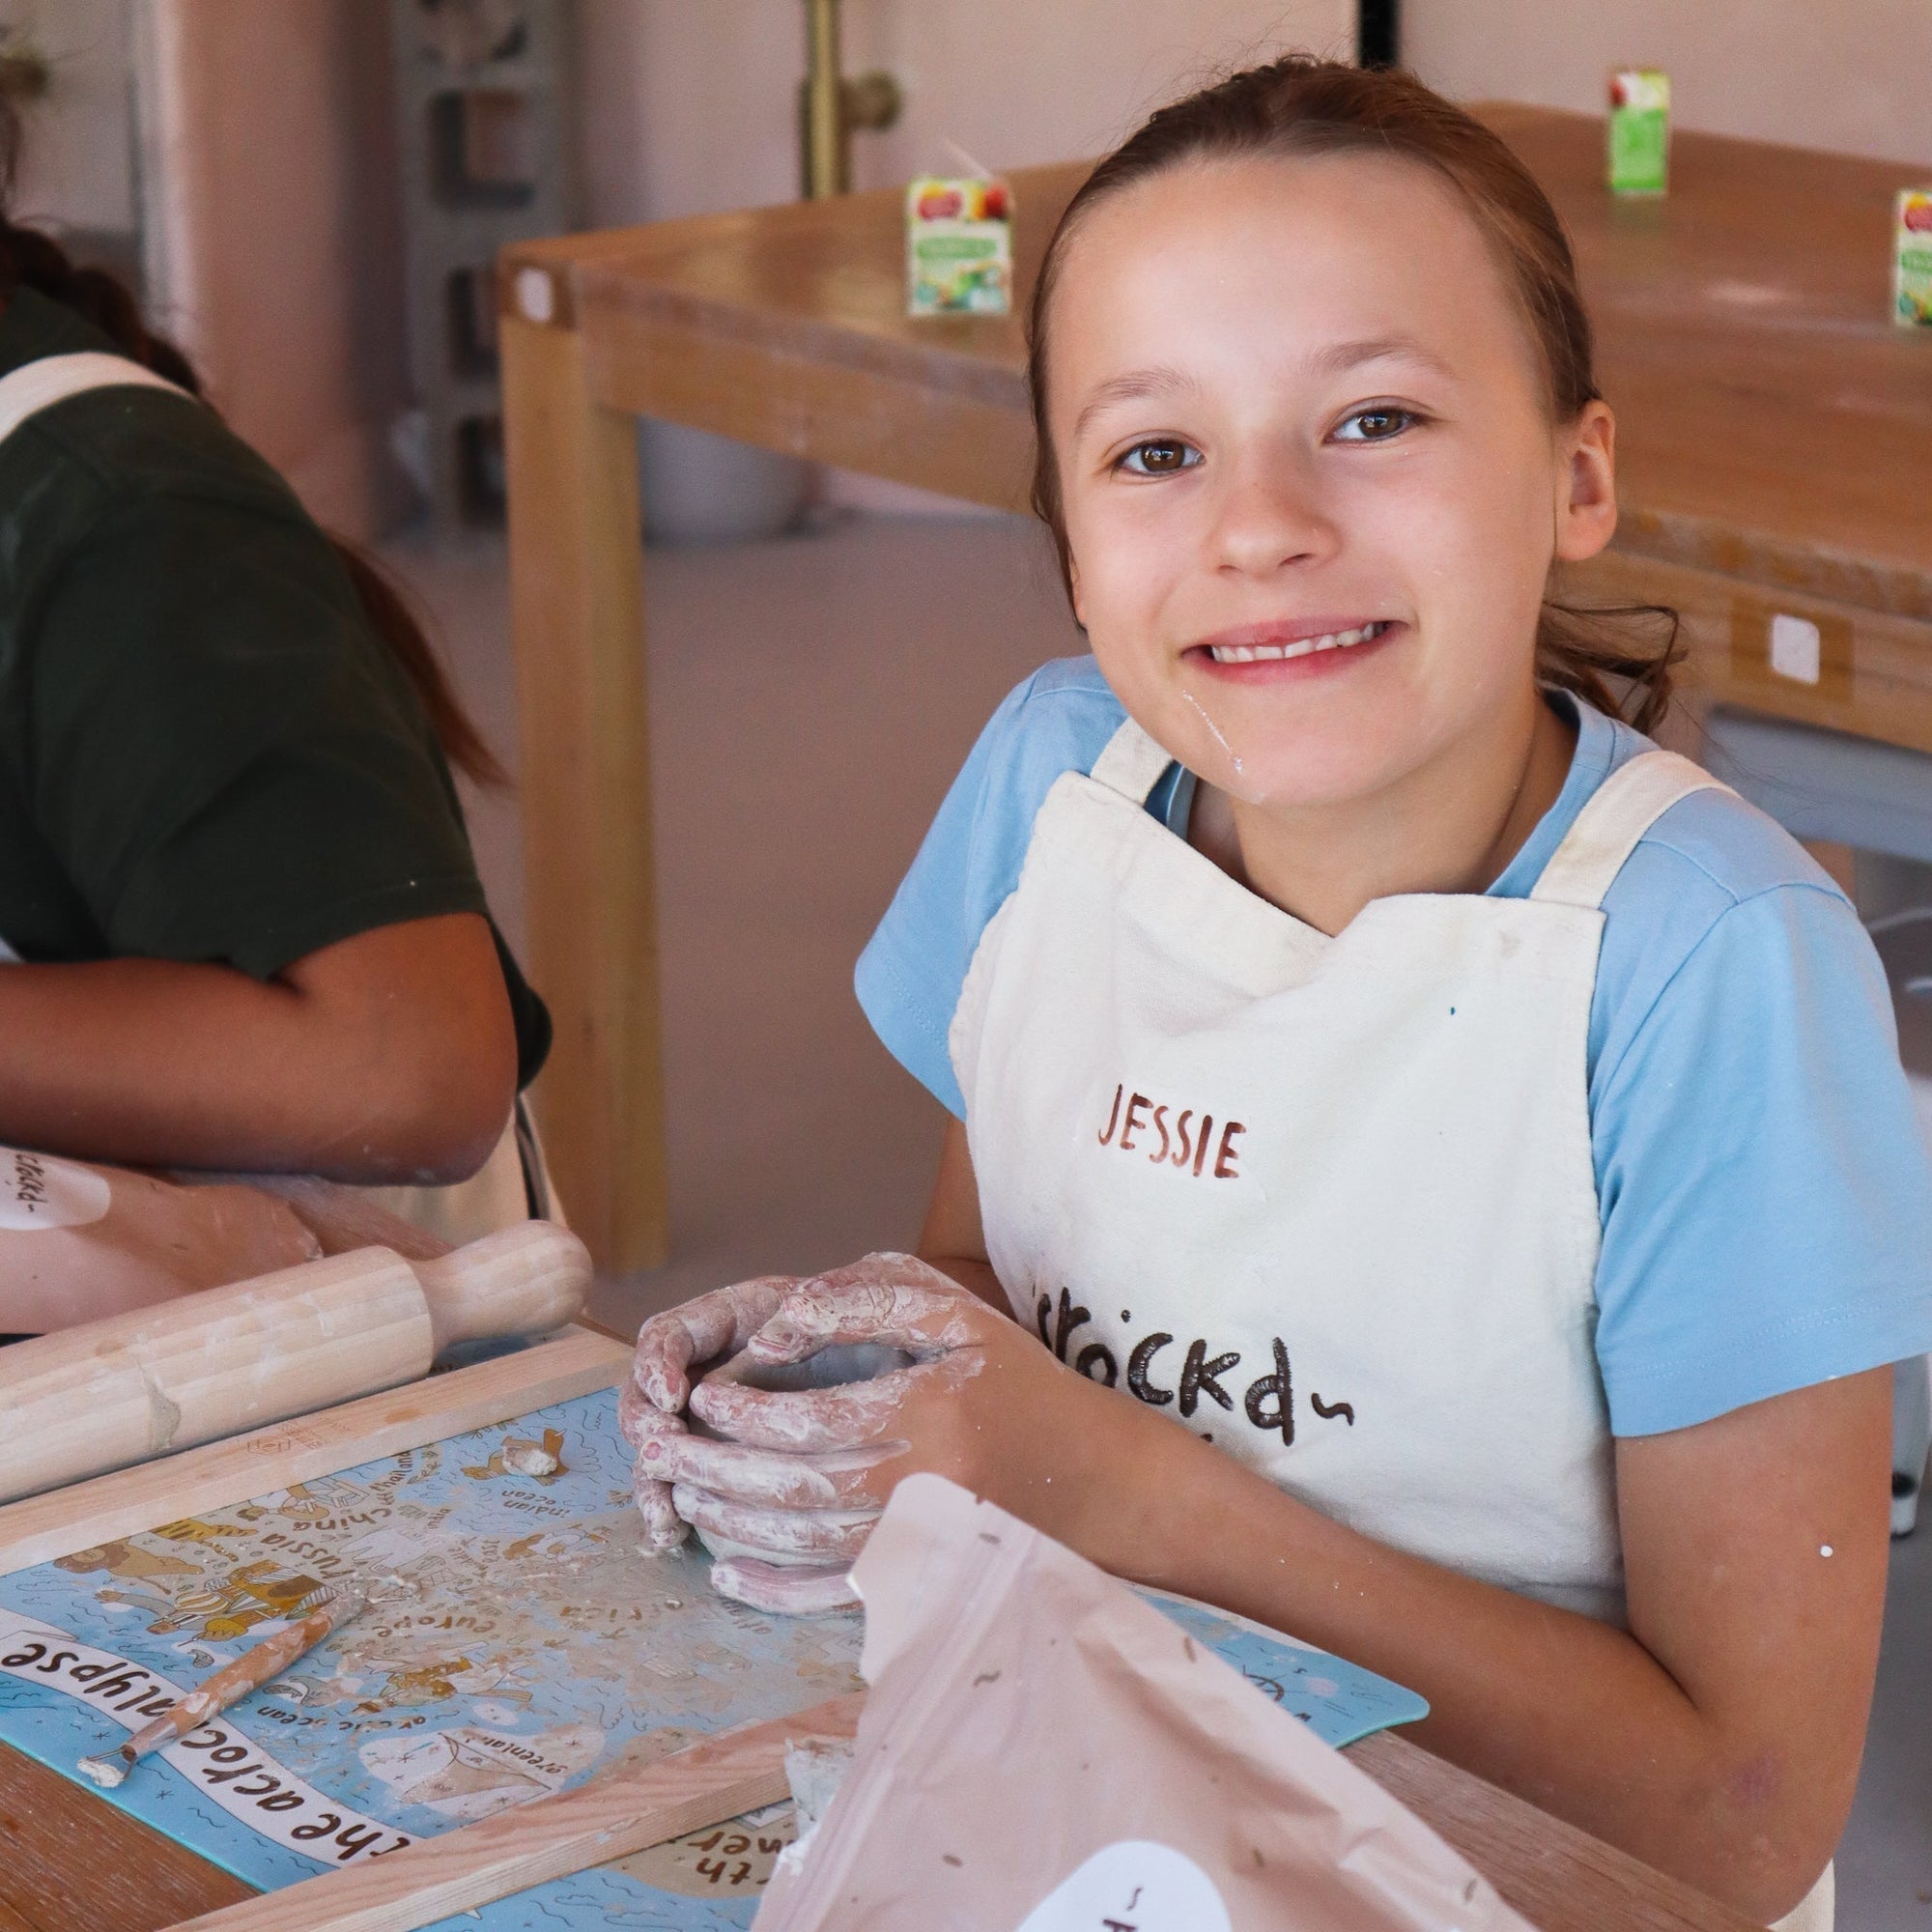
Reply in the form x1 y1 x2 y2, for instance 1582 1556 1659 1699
0 98 507 787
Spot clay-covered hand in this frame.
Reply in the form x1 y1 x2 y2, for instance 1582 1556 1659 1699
645 1251 1136 1599
648 1252 976 1610
622 1273 795 1549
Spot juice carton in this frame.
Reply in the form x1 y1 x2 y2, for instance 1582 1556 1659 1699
1607 69 1670 196
906 176 1013 317
1895 188 1932 327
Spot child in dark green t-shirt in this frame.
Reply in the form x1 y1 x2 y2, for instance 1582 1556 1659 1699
0 102 548 1332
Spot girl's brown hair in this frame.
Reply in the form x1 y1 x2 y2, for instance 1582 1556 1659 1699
1026 55 1678 734
0 99 506 786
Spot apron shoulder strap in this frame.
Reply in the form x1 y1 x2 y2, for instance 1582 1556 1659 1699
1090 717 1176 804
0 351 188 447
1530 748 1732 910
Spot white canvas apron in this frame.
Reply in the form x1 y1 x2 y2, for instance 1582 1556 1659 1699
0 352 540 1244
952 714 1833 1932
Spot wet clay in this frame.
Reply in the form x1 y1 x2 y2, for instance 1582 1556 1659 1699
684 1343 915 1567
625 1274 797 1549
1181 690 1263 805
710 1343 917 1396
627 1256 988 1600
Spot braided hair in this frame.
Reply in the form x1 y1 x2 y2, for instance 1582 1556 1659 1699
0 97 507 786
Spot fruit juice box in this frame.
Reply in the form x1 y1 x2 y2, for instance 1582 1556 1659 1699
1607 69 1670 196
1895 188 1932 327
906 176 1013 317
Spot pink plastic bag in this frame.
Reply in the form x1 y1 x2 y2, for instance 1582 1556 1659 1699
754 1473 1537 1932
0 1147 321 1332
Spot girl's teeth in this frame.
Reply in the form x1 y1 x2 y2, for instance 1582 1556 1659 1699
1208 623 1382 664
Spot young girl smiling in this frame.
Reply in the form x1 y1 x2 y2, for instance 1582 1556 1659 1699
625 59 1931 1927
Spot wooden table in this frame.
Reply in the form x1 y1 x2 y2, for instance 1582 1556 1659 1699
0 1312 1773 1928
0 1714 1765 1932
497 103 1932 1275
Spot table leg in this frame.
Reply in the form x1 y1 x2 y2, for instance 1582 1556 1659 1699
500 310 668 1273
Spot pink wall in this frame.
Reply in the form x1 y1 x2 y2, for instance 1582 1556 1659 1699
1406 0 1932 165
2 0 138 235
138 0 1928 550
138 0 411 540
579 0 1354 229
583 0 1932 237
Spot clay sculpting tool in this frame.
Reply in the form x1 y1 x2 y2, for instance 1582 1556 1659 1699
0 1220 592 1504
77 1585 365 1790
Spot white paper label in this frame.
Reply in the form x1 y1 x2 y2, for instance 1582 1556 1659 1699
514 265 555 324
359 1719 603 1822
0 1148 110 1230
1015 1840 1233 1932
0 1615 412 1865
1770 612 1822 685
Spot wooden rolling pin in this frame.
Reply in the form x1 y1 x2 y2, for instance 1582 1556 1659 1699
0 1220 591 1504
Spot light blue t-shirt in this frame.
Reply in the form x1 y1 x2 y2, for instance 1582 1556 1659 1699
856 657 1932 1437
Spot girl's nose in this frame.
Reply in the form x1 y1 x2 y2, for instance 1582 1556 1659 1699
1208 455 1338 579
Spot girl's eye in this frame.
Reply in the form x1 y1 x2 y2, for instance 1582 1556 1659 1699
1116 438 1201 476
1332 408 1416 443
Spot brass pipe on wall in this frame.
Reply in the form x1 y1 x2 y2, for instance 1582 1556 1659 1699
803 0 845 198
801 0 901 199
0 26 49 102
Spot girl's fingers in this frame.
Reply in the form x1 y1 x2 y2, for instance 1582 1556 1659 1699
670 1484 880 1562
747 1262 980 1367
688 1361 945 1452
808 1251 966 1299
708 1556 860 1615
631 1275 796 1411
626 1401 693 1548
616 1378 663 1448
622 1390 689 1456
634 1460 688 1549
639 1431 900 1511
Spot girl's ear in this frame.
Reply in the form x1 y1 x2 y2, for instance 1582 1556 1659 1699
1553 401 1618 564
1067 548 1087 630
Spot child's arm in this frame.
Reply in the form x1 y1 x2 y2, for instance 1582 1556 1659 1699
0 911 515 1182
664 1115 1888 1926
1091 1334 1884 1927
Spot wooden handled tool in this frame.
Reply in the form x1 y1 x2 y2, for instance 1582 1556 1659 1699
77 1585 364 1790
0 1220 591 1504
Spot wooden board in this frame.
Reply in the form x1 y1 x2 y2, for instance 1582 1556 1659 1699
160 1694 865 1932
0 1328 632 1577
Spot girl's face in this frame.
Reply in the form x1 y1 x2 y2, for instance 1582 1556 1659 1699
1046 152 1616 810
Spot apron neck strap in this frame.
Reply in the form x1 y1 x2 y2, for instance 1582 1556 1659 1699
1091 718 1176 804
1092 724 1726 909
1529 749 1731 911
0 352 187 448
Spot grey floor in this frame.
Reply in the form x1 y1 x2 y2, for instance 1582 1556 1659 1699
383 511 1930 1929
380 513 1081 1321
